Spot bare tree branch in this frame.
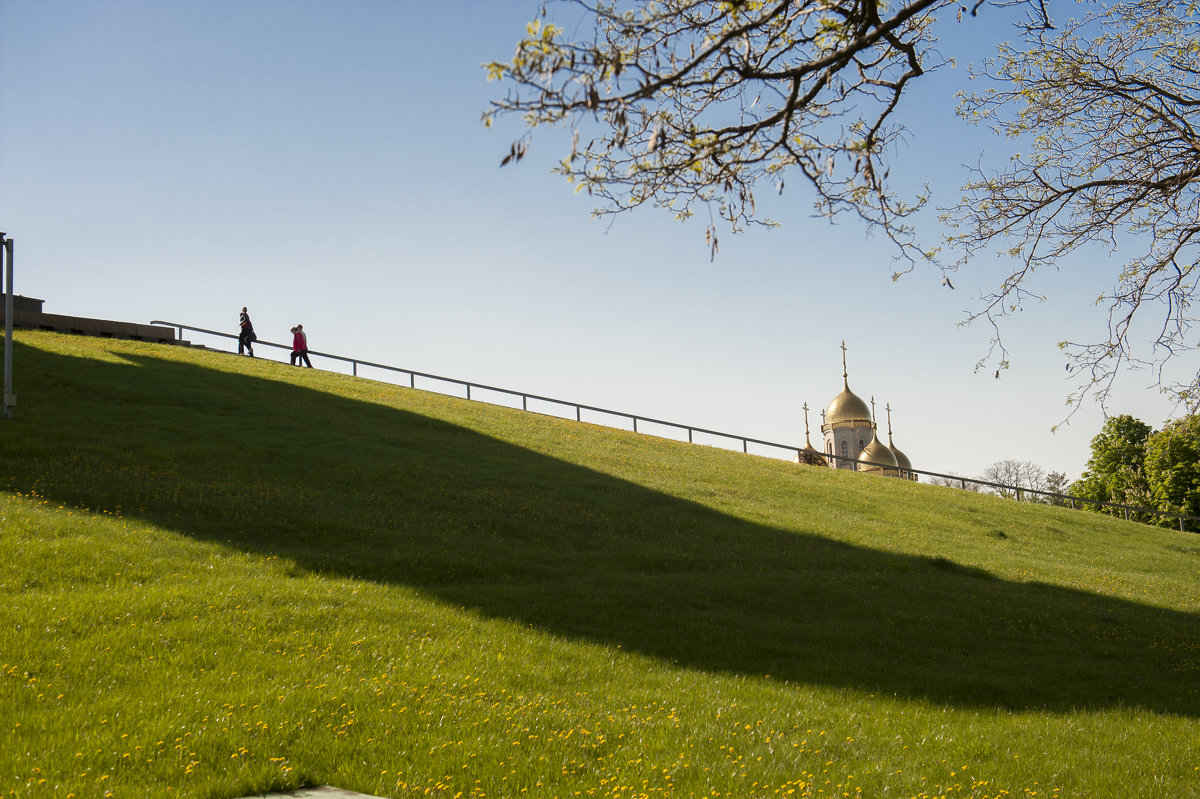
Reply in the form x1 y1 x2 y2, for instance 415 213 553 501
946 0 1200 416
480 2 1200 418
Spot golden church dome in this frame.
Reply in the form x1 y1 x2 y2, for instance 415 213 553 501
825 381 873 429
857 431 899 474
884 403 913 479
823 342 873 431
794 401 830 467
889 440 913 474
794 445 829 467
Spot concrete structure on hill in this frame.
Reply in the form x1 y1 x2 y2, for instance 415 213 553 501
0 296 180 343
795 341 915 479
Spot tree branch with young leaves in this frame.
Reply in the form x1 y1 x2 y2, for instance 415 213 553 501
483 0 961 260
484 1 1200 424
946 0 1200 416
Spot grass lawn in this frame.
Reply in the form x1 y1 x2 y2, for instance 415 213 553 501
2 330 1198 798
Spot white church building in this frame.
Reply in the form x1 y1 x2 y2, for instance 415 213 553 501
796 342 915 479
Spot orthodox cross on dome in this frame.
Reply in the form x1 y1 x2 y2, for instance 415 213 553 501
870 396 878 428
886 402 895 443
803 402 813 446
840 340 849 388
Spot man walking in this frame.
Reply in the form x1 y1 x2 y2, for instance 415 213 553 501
238 307 255 356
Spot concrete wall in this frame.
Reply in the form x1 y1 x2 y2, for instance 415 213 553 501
0 297 176 343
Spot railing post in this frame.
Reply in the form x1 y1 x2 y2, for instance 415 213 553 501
522 395 527 411
688 428 693 443
576 406 580 422
743 439 748 454
466 384 471 401
633 417 638 433
352 361 357 377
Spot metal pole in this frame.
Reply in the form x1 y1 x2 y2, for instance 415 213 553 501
2 235 13 419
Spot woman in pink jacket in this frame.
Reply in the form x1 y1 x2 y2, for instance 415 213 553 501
290 324 313 368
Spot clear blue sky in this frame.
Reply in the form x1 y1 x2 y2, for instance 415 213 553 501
0 0 1183 481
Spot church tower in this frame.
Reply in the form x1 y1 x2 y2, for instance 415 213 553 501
821 342 875 470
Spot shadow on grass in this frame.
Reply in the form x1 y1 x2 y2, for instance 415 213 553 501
3 339 1198 716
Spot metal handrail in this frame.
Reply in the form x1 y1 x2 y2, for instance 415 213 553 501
152 319 1200 533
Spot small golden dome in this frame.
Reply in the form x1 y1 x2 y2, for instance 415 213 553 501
794 445 829 467
857 431 899 473
795 421 829 466
884 403 913 479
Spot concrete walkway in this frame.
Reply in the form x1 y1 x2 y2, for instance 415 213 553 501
236 787 388 799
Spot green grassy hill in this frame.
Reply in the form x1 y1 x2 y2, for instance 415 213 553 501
2 331 1198 798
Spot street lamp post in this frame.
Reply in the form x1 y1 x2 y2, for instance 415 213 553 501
1 233 13 419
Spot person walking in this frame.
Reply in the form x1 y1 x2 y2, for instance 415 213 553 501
290 324 313 368
238 307 256 357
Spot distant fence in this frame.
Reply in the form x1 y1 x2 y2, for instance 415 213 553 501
153 320 1200 534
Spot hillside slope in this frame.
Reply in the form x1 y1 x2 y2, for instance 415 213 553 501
2 331 1198 798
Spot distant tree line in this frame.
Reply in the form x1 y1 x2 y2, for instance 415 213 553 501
927 461 1070 506
930 415 1200 532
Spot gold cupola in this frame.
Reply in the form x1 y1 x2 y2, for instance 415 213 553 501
822 341 872 431
885 402 914 480
794 401 829 467
857 397 899 476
